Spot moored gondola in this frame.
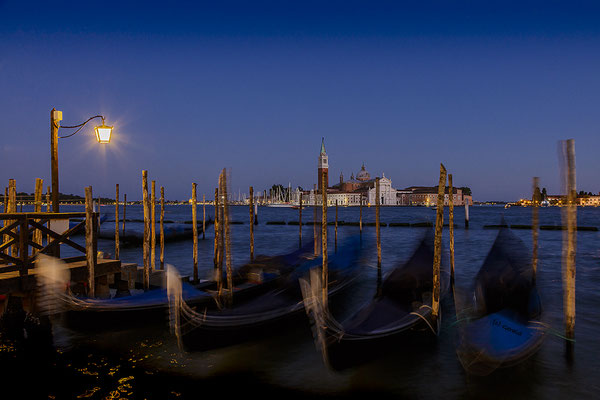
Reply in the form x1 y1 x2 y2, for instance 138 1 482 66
169 235 366 351
455 227 546 376
302 230 450 370
36 240 315 331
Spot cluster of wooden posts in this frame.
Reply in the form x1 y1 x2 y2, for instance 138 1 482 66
2 142 578 349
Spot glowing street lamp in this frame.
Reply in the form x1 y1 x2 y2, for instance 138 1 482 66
94 123 113 144
50 108 114 213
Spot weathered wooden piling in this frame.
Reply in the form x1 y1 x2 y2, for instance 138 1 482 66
249 186 254 261
192 183 198 282
46 186 51 245
335 200 338 253
8 180 17 257
449 174 455 283
202 194 206 240
160 186 165 269
1 187 6 255
562 139 577 345
532 177 540 280
115 184 120 260
214 187 219 267
33 178 44 253
359 196 363 235
142 170 150 291
151 181 156 270
376 178 381 269
220 170 233 304
313 201 318 256
85 186 96 298
464 201 470 228
299 192 303 247
122 193 127 234
432 163 447 325
321 171 328 307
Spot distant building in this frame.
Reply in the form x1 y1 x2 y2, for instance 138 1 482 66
301 139 473 206
403 186 473 206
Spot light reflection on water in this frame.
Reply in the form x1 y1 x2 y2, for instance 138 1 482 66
2 204 600 398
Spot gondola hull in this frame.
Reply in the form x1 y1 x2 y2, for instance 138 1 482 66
455 227 546 375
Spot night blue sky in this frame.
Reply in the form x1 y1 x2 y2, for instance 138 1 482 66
2 1 600 201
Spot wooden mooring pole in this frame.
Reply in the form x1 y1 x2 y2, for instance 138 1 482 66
562 139 577 348
321 171 328 307
115 184 120 260
532 177 540 281
335 200 338 253
359 196 363 236
46 186 50 245
160 186 165 270
1 187 6 255
151 181 156 270
8 180 17 257
313 201 318 256
33 178 44 254
299 192 303 247
220 170 233 304
202 194 206 240
449 174 455 283
85 186 96 298
142 170 150 291
122 193 127 234
192 183 198 282
432 163 447 327
214 187 219 270
249 186 254 261
376 178 381 268
464 201 470 228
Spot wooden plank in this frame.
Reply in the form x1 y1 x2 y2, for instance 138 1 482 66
0 212 86 220
0 258 122 294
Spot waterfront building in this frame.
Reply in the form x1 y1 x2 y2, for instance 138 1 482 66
302 139 473 206
403 186 473 206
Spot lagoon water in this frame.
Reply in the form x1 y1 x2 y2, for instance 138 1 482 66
2 204 599 399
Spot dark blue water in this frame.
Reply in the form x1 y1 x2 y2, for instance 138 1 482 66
2 204 599 399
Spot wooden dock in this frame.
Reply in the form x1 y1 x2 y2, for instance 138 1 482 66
0 211 130 297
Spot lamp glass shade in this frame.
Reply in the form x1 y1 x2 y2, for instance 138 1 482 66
94 125 113 144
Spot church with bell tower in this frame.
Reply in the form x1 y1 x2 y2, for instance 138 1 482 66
317 137 328 192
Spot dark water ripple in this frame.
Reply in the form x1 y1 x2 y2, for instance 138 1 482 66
1 204 599 399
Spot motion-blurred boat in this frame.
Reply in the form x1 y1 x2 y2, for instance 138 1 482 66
170 235 366 351
455 227 545 375
303 231 450 370
37 241 315 331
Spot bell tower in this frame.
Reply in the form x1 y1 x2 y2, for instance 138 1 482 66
317 137 329 193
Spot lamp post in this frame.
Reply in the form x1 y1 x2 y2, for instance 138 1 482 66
50 108 113 212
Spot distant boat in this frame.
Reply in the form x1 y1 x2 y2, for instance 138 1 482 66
266 203 294 208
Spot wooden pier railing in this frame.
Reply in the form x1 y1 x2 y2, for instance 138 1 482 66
0 212 98 277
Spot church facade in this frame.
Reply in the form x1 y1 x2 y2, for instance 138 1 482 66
302 139 401 206
298 139 473 206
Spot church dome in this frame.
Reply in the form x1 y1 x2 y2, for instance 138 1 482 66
356 163 371 181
